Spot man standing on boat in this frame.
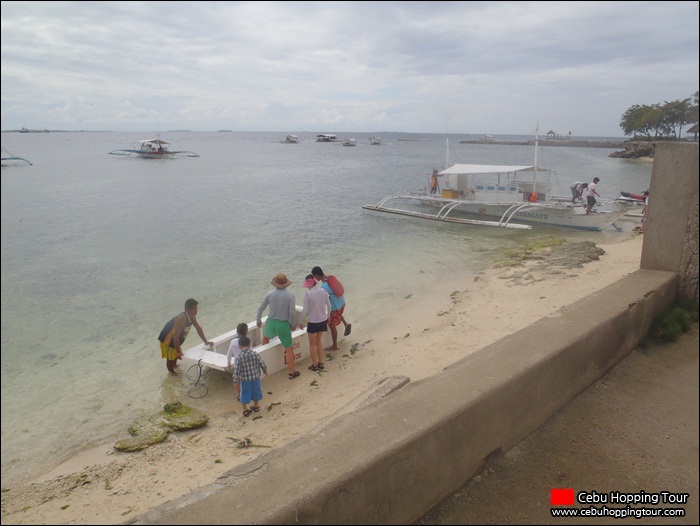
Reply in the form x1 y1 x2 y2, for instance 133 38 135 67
257 273 300 380
570 182 588 203
430 169 439 194
158 298 213 375
585 177 601 214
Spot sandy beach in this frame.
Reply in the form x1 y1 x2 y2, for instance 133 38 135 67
1 228 648 525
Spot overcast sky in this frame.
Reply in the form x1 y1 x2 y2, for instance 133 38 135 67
1 1 698 136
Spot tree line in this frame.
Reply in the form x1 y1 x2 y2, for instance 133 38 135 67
619 91 699 139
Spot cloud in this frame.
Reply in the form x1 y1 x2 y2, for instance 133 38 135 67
1 1 698 135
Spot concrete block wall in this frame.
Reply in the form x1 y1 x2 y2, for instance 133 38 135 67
641 141 699 301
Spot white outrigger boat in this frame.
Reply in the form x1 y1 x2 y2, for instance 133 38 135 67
363 132 628 231
182 306 338 375
1 148 32 166
109 138 199 158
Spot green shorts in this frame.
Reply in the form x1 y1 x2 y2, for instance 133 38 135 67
263 318 293 348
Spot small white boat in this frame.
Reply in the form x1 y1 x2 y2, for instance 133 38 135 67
316 134 338 142
109 138 199 158
280 134 299 144
342 138 357 147
369 135 382 145
182 306 339 375
363 131 628 231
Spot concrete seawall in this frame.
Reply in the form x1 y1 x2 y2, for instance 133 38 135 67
132 142 697 525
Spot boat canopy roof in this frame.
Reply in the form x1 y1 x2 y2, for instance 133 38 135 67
139 139 170 145
438 164 547 176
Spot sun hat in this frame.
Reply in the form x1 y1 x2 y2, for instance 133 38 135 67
302 277 316 288
271 273 292 288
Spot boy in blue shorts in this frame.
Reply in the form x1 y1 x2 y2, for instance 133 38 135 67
232 336 268 417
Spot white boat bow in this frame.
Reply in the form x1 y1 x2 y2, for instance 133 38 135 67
182 305 340 375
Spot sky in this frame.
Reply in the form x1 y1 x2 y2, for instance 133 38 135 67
1 1 698 137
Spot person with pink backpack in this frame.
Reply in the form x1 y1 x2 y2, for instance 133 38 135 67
311 266 351 350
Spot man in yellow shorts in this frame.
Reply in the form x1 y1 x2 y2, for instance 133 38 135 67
158 298 213 374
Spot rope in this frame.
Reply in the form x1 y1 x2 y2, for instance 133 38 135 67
186 360 210 399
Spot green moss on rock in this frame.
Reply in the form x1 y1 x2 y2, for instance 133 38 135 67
160 402 209 431
114 428 170 452
114 402 208 452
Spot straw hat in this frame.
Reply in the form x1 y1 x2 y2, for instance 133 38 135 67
271 273 292 288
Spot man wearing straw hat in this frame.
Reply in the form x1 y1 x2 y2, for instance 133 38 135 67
257 273 301 380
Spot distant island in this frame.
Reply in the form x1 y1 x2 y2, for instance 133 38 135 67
19 127 49 133
3 128 111 133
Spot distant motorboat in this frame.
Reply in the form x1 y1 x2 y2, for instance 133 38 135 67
342 138 357 147
280 134 299 144
369 135 382 145
316 134 338 142
108 138 199 158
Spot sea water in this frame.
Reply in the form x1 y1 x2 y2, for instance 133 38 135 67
0 130 651 486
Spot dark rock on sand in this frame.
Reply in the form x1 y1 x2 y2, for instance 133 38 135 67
114 402 209 452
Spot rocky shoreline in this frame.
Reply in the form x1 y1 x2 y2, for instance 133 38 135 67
459 139 625 148
458 138 658 159
607 141 655 159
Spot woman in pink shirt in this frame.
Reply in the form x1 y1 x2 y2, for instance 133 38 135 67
300 274 332 371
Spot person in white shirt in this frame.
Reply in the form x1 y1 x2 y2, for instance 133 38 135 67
300 274 332 371
585 177 601 214
570 182 588 202
642 191 650 233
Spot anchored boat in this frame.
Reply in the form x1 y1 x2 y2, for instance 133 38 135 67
363 132 627 231
1 148 32 166
109 138 199 158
